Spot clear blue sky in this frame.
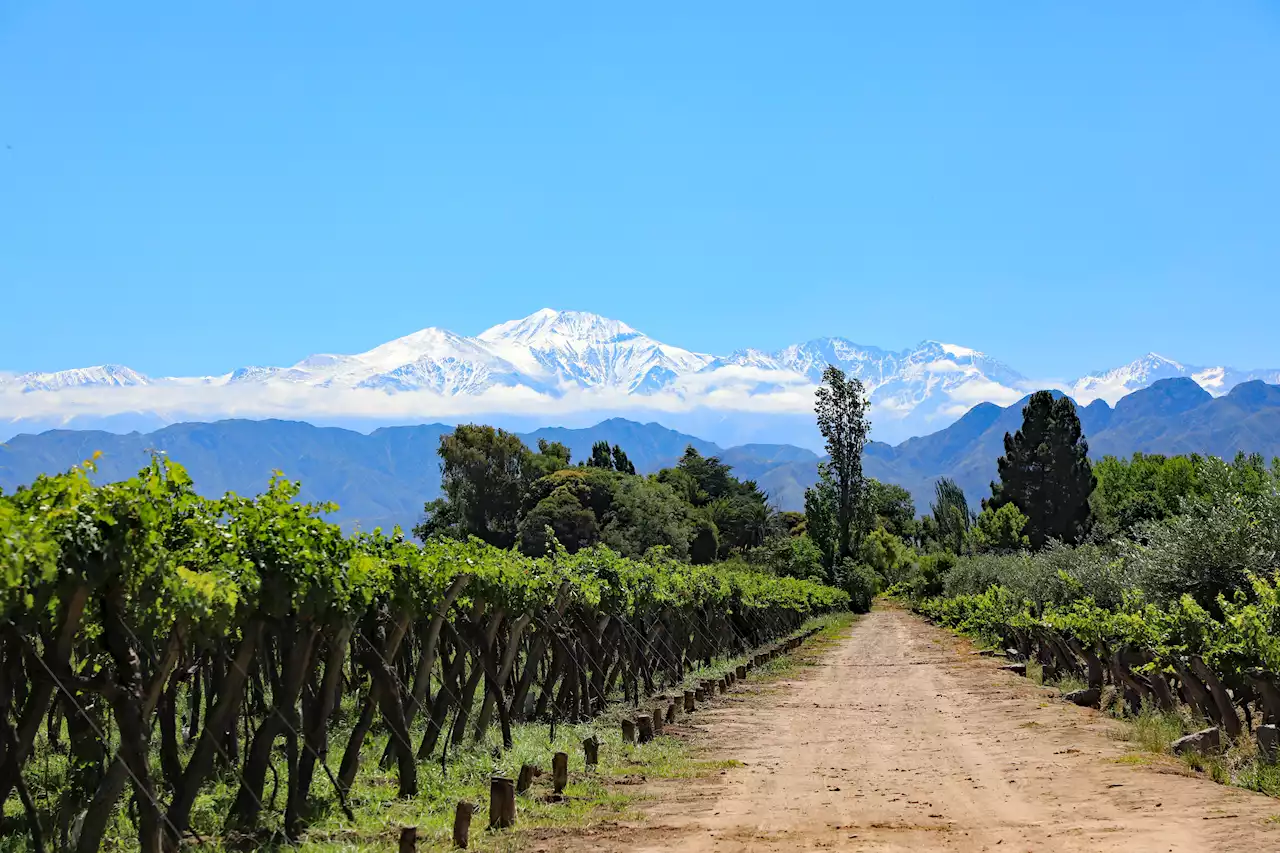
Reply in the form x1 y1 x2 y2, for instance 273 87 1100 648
2 2 1278 379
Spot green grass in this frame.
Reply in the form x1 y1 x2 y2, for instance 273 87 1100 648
1121 705 1192 755
1022 659 1088 696
1104 699 1280 801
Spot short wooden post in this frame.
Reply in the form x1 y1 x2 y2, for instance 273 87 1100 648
452 803 474 849
489 776 515 829
652 706 665 734
684 689 696 712
736 665 747 680
583 735 599 769
552 752 568 794
718 678 727 694
694 687 705 702
666 702 676 724
516 763 537 795
621 719 636 744
399 826 417 853
637 713 654 744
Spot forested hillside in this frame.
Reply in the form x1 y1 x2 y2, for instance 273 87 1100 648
4 379 1280 531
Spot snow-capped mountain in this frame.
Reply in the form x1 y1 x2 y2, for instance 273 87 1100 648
1 364 152 393
1070 353 1280 403
477 309 714 393
3 309 1277 446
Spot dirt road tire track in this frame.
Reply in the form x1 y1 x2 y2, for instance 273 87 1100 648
544 606 1280 852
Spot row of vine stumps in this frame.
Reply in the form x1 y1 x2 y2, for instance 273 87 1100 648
430 627 820 849
992 648 1280 774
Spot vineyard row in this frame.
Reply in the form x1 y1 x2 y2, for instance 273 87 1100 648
910 579 1280 751
0 459 849 853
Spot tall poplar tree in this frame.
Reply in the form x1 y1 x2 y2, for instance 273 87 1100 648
810 365 872 562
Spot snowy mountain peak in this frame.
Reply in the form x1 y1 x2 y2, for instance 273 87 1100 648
8 364 151 392
926 341 983 359
478 309 639 346
355 327 491 371
5 310 1279 446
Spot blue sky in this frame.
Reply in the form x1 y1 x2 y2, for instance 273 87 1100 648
2 1 1278 379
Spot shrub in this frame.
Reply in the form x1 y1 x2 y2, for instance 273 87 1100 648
837 558 880 613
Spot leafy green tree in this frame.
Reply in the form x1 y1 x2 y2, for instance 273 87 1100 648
836 558 880 614
531 439 572 477
611 444 636 475
415 497 462 541
908 551 956 599
601 476 693 559
587 440 614 469
655 466 700 505
673 446 736 505
776 510 806 535
414 424 533 548
868 479 917 541
748 534 827 581
709 494 771 555
688 516 720 565
929 477 973 553
803 467 838 574
859 527 915 586
525 466 619 520
812 366 872 562
986 391 1095 549
1127 454 1280 612
969 503 1030 553
517 486 600 556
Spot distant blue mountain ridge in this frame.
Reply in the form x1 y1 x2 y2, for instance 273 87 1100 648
2 379 1278 532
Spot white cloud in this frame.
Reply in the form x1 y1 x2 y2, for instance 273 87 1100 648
941 377 1026 407
0 372 824 429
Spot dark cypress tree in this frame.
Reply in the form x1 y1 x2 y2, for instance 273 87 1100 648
929 477 973 553
587 440 613 469
986 391 1096 548
610 444 636 475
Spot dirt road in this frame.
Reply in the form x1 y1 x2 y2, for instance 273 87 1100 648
553 606 1280 852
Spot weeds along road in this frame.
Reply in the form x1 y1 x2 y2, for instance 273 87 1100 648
550 606 1280 852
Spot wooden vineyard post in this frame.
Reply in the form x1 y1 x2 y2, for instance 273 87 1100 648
552 752 569 794
652 706 665 734
736 665 747 680
489 776 516 829
583 736 599 769
665 702 676 724
399 826 417 853
516 764 537 795
621 719 636 744
637 713 654 744
452 802 474 849
684 689 695 712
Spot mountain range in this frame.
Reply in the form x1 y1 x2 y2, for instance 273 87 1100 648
4 377 1279 532
4 309 1279 447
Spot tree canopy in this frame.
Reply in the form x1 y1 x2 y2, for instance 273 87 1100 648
417 432 775 563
